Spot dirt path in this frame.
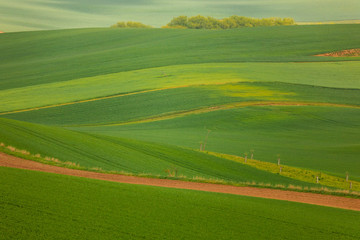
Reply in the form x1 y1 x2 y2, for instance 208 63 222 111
1 152 359 211
316 48 360 57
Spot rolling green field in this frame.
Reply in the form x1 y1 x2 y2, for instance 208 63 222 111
0 117 324 188
1 167 359 240
1 25 360 91
74 106 360 179
1 62 360 113
1 25 360 188
1 16 360 240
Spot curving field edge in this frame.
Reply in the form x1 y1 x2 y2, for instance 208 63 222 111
1 152 359 211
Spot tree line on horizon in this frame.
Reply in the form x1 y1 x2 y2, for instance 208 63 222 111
164 15 295 29
111 15 295 29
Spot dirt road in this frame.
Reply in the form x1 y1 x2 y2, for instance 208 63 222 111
1 152 359 211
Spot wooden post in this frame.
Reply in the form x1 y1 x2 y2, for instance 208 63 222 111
350 182 352 190
279 166 282 173
316 176 319 183
250 150 254 160
244 154 248 163
203 130 211 151
277 157 280 166
346 171 349 182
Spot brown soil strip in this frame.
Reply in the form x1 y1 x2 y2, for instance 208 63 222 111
1 152 359 211
71 101 360 127
316 48 360 57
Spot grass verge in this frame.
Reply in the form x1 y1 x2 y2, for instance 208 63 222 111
207 151 360 192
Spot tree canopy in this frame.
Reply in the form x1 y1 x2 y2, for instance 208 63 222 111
164 15 295 29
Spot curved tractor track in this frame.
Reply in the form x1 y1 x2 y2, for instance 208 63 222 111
1 152 359 211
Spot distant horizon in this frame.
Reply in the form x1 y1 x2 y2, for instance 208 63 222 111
2 19 360 33
1 0 359 32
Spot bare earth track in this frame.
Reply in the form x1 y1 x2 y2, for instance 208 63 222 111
316 48 360 57
1 152 359 211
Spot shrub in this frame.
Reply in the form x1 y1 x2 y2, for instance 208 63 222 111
111 21 153 28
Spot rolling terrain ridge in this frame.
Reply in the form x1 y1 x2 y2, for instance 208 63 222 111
1 24 360 238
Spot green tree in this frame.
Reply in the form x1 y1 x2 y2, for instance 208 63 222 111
126 21 152 28
111 21 152 29
164 15 295 29
205 17 221 29
111 21 126 28
168 16 188 28
188 15 209 29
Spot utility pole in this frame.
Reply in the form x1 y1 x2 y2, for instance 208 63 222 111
203 129 211 151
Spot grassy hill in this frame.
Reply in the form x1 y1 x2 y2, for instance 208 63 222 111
1 167 359 239
0 117 325 188
1 20 360 240
1 25 360 91
1 25 360 188
1 62 360 113
87 105 359 178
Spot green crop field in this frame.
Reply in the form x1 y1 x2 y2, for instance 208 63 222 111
1 25 360 90
73 106 360 179
0 118 325 188
1 6 360 239
1 25 360 188
1 167 359 240
1 62 360 113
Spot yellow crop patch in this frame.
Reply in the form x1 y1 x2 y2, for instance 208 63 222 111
206 84 295 100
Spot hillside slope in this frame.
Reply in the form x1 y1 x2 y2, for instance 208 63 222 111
1 25 359 188
1 25 360 90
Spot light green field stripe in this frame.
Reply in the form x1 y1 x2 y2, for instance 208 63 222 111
0 88 165 115
1 61 359 113
0 82 233 116
69 101 360 127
